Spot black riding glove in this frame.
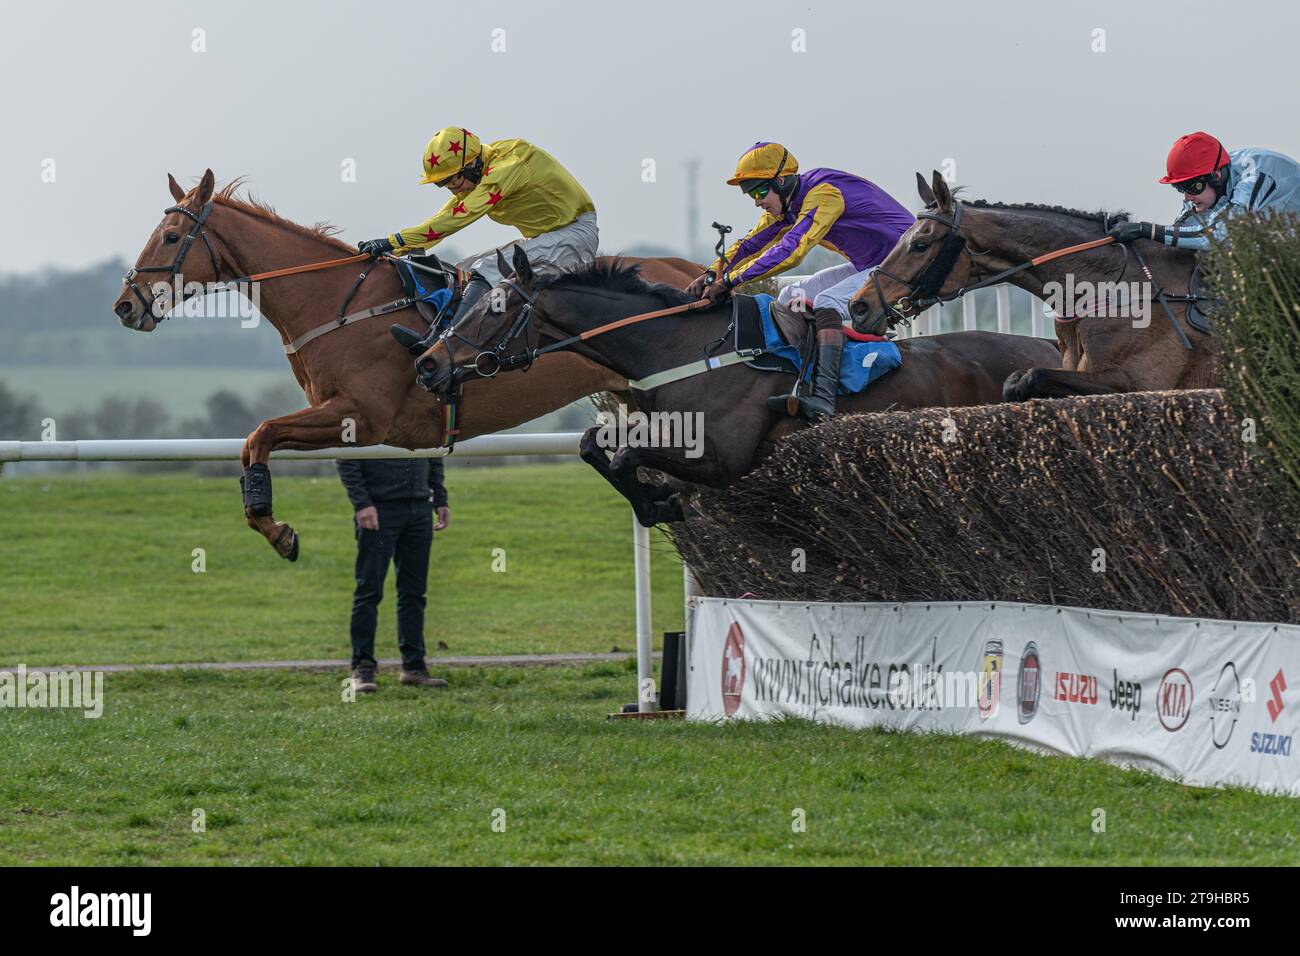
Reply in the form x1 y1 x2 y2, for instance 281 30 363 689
1107 222 1165 244
357 237 395 257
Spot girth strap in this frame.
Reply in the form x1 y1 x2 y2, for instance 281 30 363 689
627 350 752 391
284 296 423 354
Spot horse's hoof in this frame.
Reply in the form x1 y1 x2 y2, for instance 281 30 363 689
1002 369 1030 403
271 525 299 561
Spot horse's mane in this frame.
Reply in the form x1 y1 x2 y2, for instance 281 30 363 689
210 178 357 254
540 258 694 307
963 197 1131 226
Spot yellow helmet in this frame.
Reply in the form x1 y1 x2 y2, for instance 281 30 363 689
419 127 484 185
726 142 798 186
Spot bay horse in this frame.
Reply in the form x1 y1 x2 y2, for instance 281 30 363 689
417 245 1062 526
848 171 1216 400
112 169 699 559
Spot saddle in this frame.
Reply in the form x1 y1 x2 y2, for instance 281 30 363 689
729 294 902 394
393 252 458 331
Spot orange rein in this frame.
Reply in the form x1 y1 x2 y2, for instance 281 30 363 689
578 298 715 341
236 252 372 283
1029 235 1116 267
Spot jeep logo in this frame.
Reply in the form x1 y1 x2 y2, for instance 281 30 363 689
1108 669 1142 721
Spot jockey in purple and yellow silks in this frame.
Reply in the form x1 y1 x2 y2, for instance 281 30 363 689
686 142 914 422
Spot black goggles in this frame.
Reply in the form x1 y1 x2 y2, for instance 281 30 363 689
1172 176 1212 196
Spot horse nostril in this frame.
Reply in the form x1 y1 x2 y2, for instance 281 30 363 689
850 300 866 317
417 357 437 375
115 301 134 317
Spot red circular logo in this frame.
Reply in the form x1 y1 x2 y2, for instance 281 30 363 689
1157 668 1194 732
721 622 746 717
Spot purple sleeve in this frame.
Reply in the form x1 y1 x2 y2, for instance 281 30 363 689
731 208 818 284
723 220 786 273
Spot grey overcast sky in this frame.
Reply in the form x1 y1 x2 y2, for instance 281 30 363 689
2 0 1297 274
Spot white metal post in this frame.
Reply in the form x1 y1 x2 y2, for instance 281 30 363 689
925 303 942 336
996 286 1011 334
961 294 977 331
632 513 655 713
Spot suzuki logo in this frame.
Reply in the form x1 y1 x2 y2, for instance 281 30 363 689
1267 670 1287 723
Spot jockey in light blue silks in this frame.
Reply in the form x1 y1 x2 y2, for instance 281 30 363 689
1107 131 1300 249
686 142 914 422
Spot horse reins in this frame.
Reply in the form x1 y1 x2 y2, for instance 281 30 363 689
864 201 1205 350
124 199 453 351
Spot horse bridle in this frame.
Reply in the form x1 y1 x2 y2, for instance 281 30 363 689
433 278 542 382
861 201 1138 327
122 201 222 329
864 202 971 324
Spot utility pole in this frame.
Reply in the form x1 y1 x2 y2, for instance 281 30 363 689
684 157 700 262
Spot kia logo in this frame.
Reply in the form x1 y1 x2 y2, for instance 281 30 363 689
1157 668 1193 732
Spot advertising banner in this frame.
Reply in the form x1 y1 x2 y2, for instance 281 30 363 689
688 599 1300 795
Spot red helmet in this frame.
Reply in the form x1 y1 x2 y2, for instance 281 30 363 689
1159 131 1228 184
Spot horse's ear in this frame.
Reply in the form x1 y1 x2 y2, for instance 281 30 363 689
512 244 535 285
916 171 936 208
196 169 216 206
931 170 953 212
167 173 186 203
496 248 514 280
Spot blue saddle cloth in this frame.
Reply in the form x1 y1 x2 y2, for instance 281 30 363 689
752 294 901 395
393 258 454 328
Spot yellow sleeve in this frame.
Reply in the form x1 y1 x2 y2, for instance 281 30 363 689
389 185 495 251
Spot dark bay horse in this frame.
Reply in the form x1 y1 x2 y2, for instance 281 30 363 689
418 246 1061 526
848 171 1216 400
112 170 700 559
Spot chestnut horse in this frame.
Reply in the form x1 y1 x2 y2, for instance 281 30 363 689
418 247 1062 526
848 172 1217 400
112 170 699 559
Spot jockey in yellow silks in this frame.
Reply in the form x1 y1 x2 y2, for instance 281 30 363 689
358 127 598 340
686 142 914 422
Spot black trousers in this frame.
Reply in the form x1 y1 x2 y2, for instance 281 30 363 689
350 499 433 669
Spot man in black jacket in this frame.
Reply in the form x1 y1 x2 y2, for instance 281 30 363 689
337 456 451 693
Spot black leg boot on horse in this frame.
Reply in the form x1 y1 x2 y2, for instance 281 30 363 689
766 307 845 423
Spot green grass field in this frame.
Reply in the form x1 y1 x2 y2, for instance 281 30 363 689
1 468 1297 865
2 466 684 665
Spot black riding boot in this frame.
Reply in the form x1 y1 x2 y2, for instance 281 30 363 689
391 276 491 355
797 332 844 422
766 310 844 423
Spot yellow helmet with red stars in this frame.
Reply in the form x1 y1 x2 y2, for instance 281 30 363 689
419 127 484 185
726 142 798 186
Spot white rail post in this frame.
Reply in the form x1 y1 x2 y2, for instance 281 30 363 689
925 303 942 336
632 513 655 713
1032 297 1047 338
995 286 1011 334
961 293 977 331
683 561 702 653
